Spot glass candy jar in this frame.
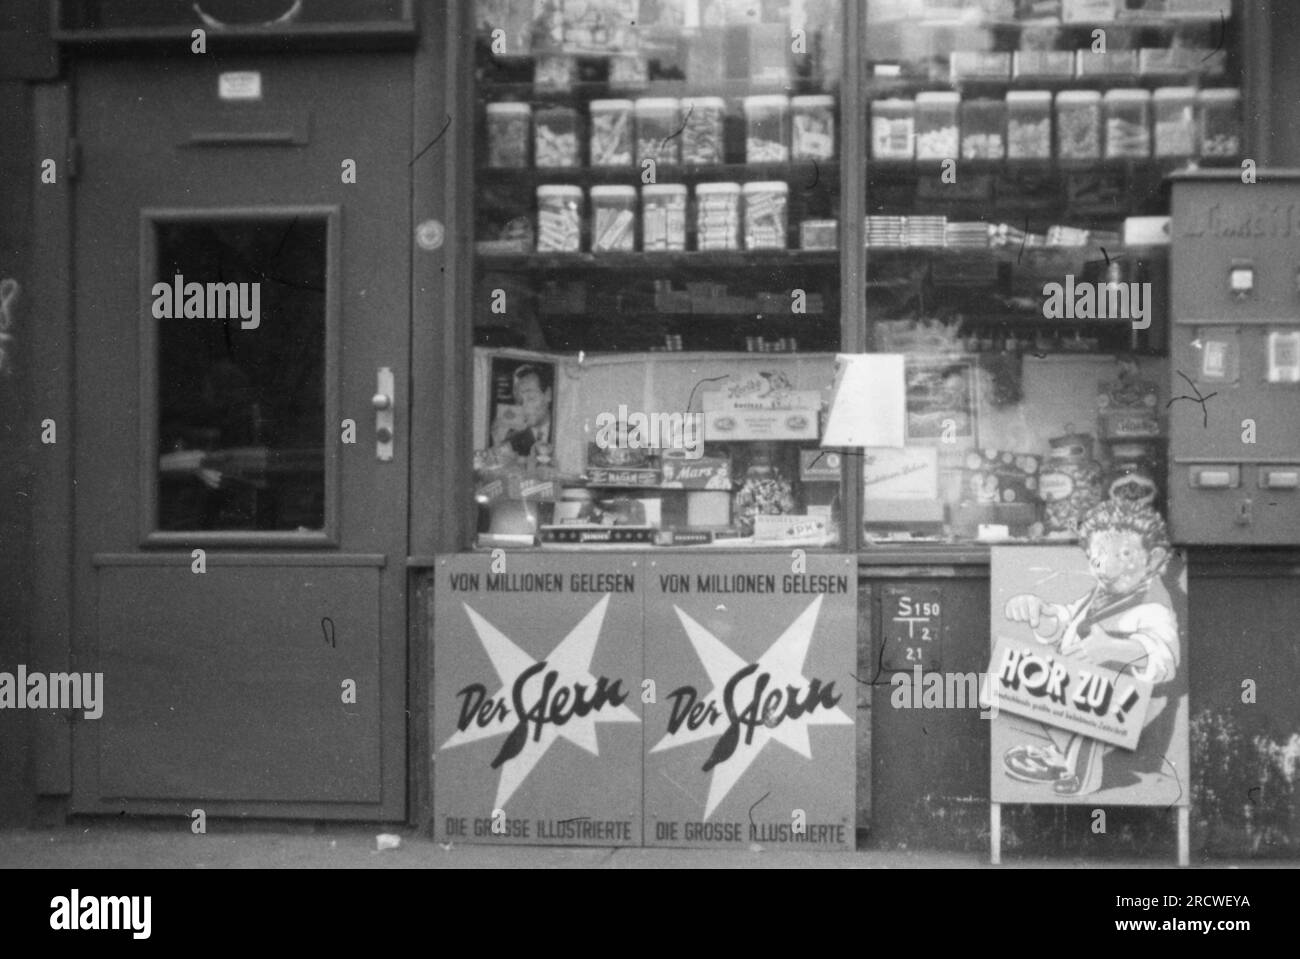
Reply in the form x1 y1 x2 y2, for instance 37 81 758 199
1038 429 1104 534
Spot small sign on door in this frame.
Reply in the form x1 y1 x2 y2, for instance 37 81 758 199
219 72 263 101
881 585 942 672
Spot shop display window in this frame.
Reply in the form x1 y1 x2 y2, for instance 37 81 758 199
472 0 846 550
859 0 1241 545
468 0 1245 551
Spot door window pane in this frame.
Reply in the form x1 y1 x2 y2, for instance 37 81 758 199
154 217 326 532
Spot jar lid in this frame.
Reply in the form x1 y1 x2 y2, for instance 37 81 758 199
916 91 960 105
635 97 680 111
590 185 638 198
1057 90 1102 103
743 181 789 193
589 98 634 111
791 94 835 108
641 183 687 196
487 101 532 114
1198 87 1241 101
1104 88 1152 102
1006 90 1052 104
537 184 584 199
695 181 742 194
1153 86 1198 100
962 97 1005 110
872 97 915 109
683 96 727 110
743 94 791 111
534 104 578 117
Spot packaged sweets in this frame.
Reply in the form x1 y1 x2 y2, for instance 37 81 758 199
961 98 1005 160
1006 91 1052 160
1055 90 1102 160
642 184 687 251
695 182 741 251
635 98 681 167
534 106 580 168
871 98 915 161
534 54 576 92
486 102 531 169
589 99 634 166
590 185 637 252
800 219 838 250
791 95 836 161
1103 88 1151 159
915 92 960 160
1198 88 1242 158
536 186 583 253
681 97 726 165
1153 87 1197 158
743 181 789 250
743 95 791 163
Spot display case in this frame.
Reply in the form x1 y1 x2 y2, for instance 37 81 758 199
858 0 1243 545
471 0 846 550
467 0 1246 552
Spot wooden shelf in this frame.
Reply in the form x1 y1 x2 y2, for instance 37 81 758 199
480 161 839 188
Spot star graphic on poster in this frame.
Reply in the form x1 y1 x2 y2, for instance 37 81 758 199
441 594 639 811
650 596 852 819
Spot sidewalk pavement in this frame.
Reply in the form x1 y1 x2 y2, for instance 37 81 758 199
0 824 1288 868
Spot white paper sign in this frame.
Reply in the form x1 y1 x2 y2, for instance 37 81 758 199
821 353 906 448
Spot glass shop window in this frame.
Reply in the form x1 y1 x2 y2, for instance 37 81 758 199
858 0 1240 546
470 0 846 551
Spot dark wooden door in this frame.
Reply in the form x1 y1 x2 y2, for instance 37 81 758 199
70 52 411 819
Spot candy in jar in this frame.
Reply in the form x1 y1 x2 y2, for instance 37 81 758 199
641 184 687 251
1038 431 1104 534
791 95 835 161
681 96 726 164
534 106 580 168
588 99 634 166
536 185 583 252
742 181 788 250
487 102 531 169
743 95 791 163
590 185 637 252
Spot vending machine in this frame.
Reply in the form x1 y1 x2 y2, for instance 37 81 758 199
1169 171 1300 544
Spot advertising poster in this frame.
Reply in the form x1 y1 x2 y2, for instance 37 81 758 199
644 555 857 849
433 554 643 845
988 506 1189 806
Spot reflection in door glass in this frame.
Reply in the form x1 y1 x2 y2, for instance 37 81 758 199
155 218 326 531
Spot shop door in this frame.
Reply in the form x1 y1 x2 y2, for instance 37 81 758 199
70 53 410 819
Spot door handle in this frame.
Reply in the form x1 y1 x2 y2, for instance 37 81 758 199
375 367 395 462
